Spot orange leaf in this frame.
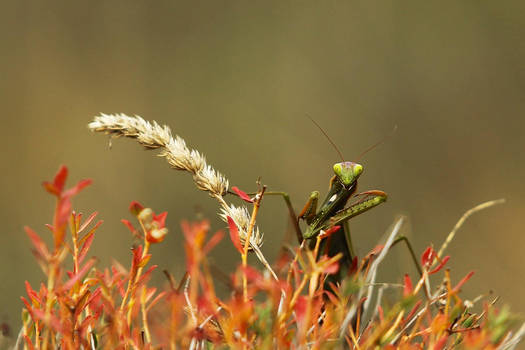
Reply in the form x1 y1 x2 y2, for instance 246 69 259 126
24 226 50 261
452 271 475 293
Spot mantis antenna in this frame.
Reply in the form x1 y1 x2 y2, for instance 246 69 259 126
355 124 398 161
307 115 345 163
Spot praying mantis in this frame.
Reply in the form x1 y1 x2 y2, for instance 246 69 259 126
256 121 421 283
297 161 387 277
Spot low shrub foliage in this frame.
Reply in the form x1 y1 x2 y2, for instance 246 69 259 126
17 115 524 349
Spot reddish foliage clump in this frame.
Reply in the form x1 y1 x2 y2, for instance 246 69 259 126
19 166 521 349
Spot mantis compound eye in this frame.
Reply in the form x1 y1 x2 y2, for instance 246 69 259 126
353 163 363 176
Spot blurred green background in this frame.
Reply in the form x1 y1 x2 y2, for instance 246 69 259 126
1 1 524 333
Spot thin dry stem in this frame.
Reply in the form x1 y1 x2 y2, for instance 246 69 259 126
242 186 266 302
436 198 505 260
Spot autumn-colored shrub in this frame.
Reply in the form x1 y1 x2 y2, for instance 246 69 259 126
17 114 524 349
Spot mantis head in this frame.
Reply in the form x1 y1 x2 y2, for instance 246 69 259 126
333 161 363 187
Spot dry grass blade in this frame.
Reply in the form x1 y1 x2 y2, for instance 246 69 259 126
436 199 505 260
497 322 525 350
339 216 406 337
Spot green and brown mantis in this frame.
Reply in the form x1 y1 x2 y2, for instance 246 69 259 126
297 161 387 277
257 122 421 284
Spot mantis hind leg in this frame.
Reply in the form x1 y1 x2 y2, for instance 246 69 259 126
343 220 356 260
391 235 423 276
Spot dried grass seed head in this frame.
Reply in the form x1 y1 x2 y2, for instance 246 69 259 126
194 165 229 197
220 204 264 250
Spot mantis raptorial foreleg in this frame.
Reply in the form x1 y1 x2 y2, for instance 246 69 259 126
298 191 320 225
303 190 388 239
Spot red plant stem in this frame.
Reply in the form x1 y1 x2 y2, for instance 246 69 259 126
120 218 151 329
71 215 80 276
41 259 58 350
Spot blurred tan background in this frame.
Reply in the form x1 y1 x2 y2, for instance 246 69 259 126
1 1 524 332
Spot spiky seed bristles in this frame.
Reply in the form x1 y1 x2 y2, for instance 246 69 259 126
219 205 264 249
88 113 229 196
88 113 263 251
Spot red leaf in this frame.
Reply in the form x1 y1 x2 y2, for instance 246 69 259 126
63 179 92 198
403 300 422 324
146 291 167 312
231 186 253 203
42 182 59 196
43 165 68 196
78 212 98 234
452 271 475 293
319 225 341 239
203 230 224 254
152 211 168 228
433 335 448 350
121 219 137 234
324 288 339 305
143 287 158 304
78 315 95 332
138 265 158 286
377 305 384 322
60 258 96 292
132 245 144 267
85 287 102 308
24 335 36 350
429 256 450 275
403 274 413 297
25 281 40 304
79 220 102 246
54 165 68 191
242 265 263 284
55 197 72 229
294 295 308 324
129 201 144 216
78 232 96 264
227 216 244 254
421 246 436 267
138 254 152 268
74 212 82 231
349 256 359 275
24 226 50 261
324 260 340 274
32 308 63 332
21 297 35 320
